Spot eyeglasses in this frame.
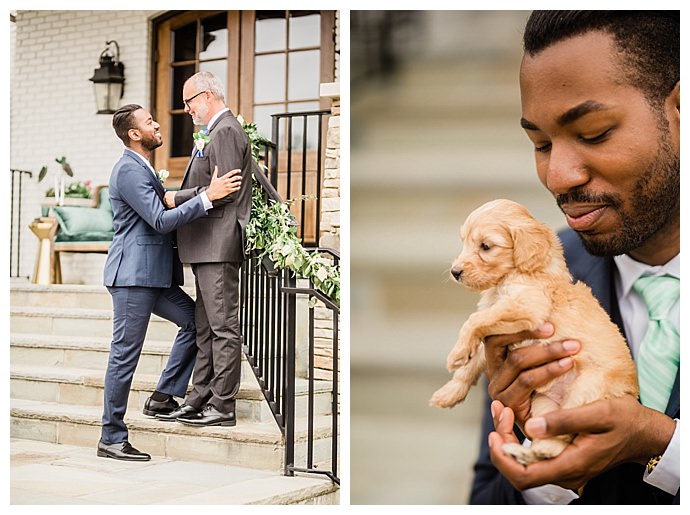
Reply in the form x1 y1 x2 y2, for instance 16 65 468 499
183 90 207 109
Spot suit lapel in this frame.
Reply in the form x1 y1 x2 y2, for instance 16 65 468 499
180 110 233 187
181 152 195 188
123 149 165 199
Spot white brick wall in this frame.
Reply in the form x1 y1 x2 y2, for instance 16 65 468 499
11 10 157 283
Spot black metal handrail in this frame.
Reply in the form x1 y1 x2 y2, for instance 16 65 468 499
282 276 339 484
241 147 340 484
10 169 33 278
270 109 330 247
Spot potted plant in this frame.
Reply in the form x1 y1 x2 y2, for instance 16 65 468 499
38 157 93 212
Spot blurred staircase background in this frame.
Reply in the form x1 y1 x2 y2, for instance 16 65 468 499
350 11 567 504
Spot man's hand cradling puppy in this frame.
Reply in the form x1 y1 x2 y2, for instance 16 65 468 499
488 395 675 492
484 323 581 430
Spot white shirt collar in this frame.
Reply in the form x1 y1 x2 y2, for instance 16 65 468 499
206 107 229 133
127 149 156 176
614 253 680 299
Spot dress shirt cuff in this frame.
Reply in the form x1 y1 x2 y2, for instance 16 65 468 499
200 191 213 211
516 438 579 504
643 418 680 495
522 483 579 505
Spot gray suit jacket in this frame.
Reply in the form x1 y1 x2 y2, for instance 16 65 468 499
175 110 253 263
103 149 207 287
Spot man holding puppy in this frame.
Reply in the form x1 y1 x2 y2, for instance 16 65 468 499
470 11 679 504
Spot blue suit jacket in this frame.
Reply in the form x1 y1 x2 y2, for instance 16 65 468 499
103 149 207 288
469 228 680 505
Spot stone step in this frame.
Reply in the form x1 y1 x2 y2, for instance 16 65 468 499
10 352 333 422
10 332 253 379
9 364 272 423
10 306 180 340
11 398 335 473
10 284 116 309
10 283 198 309
12 333 184 374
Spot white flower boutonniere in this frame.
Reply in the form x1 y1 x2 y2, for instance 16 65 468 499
193 131 211 157
157 169 169 184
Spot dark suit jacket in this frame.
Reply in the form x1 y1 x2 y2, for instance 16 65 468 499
469 228 680 505
174 110 252 263
103 149 207 287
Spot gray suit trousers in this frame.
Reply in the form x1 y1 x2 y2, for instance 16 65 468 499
186 262 242 413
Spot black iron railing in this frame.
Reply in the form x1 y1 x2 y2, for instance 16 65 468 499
10 169 33 278
240 147 339 484
282 248 339 484
270 110 330 247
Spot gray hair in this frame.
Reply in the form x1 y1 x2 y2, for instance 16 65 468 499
189 71 226 103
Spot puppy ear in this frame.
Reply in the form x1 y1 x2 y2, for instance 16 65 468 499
511 222 553 274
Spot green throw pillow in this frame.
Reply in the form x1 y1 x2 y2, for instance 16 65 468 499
52 206 114 242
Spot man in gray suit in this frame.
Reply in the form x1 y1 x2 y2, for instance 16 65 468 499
98 104 241 461
158 71 252 427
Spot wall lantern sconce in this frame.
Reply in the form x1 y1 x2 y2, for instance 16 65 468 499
89 40 125 114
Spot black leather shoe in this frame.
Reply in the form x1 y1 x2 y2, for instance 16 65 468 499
143 395 179 417
156 403 201 422
97 440 151 461
177 404 236 427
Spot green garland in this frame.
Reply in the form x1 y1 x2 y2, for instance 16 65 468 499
240 117 340 304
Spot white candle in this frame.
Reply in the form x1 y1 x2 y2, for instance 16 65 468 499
59 175 65 206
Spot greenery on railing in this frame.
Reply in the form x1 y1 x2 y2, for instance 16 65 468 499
240 116 340 304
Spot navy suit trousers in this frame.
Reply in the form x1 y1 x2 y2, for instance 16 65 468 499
101 285 196 444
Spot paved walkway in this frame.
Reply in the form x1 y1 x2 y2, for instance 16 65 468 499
9 438 337 505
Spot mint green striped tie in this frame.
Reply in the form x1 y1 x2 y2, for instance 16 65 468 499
633 274 680 412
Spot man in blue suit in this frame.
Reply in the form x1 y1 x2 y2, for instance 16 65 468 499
469 12 679 503
97 104 241 461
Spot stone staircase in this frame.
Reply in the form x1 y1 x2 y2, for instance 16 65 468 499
10 282 338 503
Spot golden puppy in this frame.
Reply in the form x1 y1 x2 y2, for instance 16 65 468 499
429 199 638 465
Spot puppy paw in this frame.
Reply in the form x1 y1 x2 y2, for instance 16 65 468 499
429 380 470 408
501 443 538 466
529 437 570 461
502 437 570 466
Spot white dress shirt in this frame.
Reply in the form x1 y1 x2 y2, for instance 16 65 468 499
522 253 680 503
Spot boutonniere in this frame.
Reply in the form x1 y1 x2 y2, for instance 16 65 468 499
193 131 211 157
156 169 169 184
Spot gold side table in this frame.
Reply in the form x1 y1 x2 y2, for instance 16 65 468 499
29 217 61 284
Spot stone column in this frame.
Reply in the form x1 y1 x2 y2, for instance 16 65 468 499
313 82 341 382
319 82 340 251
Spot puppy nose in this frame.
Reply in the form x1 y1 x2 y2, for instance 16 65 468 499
451 267 463 281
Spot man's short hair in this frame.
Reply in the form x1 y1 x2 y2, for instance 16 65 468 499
189 71 226 103
523 11 679 108
112 104 143 146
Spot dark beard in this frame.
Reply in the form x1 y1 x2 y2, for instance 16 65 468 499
557 136 679 257
141 134 163 152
